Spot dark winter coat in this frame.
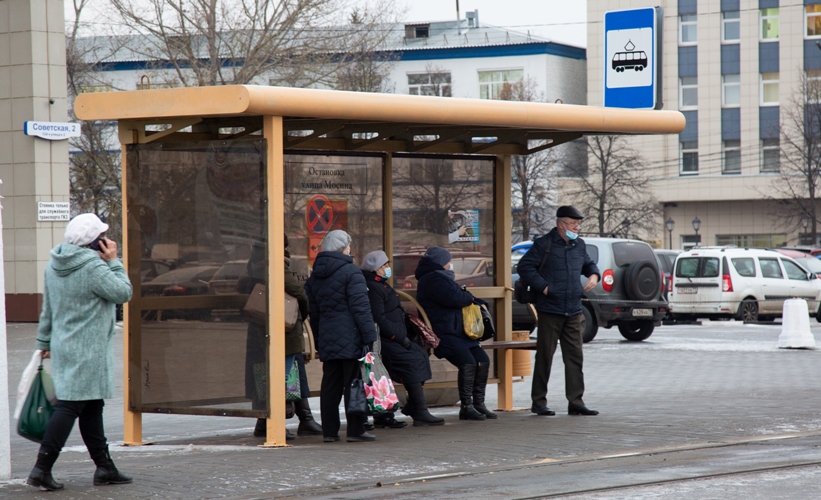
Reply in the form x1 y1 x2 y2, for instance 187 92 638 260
415 255 488 359
363 271 432 384
305 251 378 361
517 228 601 316
284 254 309 356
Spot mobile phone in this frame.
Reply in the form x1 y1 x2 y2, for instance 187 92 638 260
89 237 105 252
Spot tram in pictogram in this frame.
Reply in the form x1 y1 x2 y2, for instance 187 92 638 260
611 40 647 72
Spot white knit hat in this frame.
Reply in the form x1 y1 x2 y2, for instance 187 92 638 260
65 213 109 246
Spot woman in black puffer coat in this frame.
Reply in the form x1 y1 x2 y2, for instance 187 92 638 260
415 246 496 421
304 230 378 443
361 250 444 427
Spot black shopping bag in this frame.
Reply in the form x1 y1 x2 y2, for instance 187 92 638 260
480 307 495 342
18 365 55 443
347 373 369 418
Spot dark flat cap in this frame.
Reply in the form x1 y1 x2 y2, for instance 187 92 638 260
556 205 584 219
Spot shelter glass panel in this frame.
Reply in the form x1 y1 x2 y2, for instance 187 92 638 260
126 139 268 417
391 155 495 290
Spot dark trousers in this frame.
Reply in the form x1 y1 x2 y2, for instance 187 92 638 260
531 312 586 408
40 400 107 461
320 359 366 438
444 346 489 366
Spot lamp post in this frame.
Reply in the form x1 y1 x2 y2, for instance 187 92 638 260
802 214 809 244
622 218 630 239
666 217 675 249
692 216 701 247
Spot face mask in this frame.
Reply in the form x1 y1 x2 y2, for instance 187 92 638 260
384 267 392 279
565 229 579 240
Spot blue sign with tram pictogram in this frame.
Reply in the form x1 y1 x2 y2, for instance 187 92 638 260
306 195 334 234
603 7 663 110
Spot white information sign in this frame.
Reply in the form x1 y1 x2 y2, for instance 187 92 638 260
37 202 70 222
24 121 81 141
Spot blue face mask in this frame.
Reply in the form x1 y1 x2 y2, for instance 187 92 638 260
565 229 579 240
384 267 392 279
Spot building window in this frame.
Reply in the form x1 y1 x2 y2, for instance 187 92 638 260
760 72 779 105
723 74 741 107
761 138 780 173
722 11 740 43
80 85 114 93
681 141 698 175
807 5 821 38
679 15 697 45
478 69 523 100
761 8 779 40
408 73 452 97
679 77 698 110
723 140 741 174
715 234 786 247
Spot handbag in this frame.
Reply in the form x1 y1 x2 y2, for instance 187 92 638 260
359 341 400 414
405 313 440 349
514 237 552 304
17 363 55 443
243 284 299 329
347 372 369 418
479 307 495 342
462 303 485 340
285 355 301 402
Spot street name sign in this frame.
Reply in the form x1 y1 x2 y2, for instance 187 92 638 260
603 7 663 109
24 121 81 141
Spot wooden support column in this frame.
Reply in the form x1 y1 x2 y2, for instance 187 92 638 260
494 154 514 410
264 116 288 447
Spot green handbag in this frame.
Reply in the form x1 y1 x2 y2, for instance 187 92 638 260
17 364 55 443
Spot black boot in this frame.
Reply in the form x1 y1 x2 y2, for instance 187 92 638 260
473 362 498 419
90 446 132 486
373 412 408 428
253 418 266 437
406 382 444 426
295 399 323 436
457 365 486 421
27 451 64 491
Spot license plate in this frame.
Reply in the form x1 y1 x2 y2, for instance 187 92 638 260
632 308 652 317
678 287 697 294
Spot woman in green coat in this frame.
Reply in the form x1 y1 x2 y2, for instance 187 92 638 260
27 214 133 491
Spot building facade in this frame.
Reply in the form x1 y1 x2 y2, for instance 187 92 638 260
585 0 821 249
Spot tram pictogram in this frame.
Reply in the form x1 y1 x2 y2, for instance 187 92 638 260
611 40 647 72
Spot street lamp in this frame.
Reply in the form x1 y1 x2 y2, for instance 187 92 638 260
666 217 675 249
622 218 630 239
692 216 701 247
802 214 810 245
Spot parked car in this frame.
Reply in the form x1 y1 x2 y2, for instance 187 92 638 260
668 247 821 323
654 249 681 302
141 264 221 320
776 246 821 257
512 237 667 342
394 250 491 289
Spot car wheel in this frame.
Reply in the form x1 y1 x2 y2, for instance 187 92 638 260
581 306 598 343
618 321 654 341
739 299 758 323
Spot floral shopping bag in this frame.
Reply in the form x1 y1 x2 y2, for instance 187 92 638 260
358 350 400 414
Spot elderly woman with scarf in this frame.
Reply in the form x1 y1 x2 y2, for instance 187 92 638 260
360 250 445 427
414 246 496 421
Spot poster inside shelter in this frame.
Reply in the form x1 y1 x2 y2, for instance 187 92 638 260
448 210 480 243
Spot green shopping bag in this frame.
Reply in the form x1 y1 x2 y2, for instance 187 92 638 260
17 365 55 443
285 355 301 402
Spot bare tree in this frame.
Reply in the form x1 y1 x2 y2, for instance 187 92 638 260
333 10 396 93
564 135 658 238
106 0 402 88
499 77 558 241
773 70 821 245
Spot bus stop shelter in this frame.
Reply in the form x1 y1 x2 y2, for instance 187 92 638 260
74 85 685 447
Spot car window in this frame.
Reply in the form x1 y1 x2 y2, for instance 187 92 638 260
759 258 783 279
702 258 719 277
452 258 481 275
213 262 248 280
676 257 699 278
731 258 756 277
782 259 809 281
663 253 677 270
511 248 529 272
797 257 821 273
586 245 599 265
612 242 656 267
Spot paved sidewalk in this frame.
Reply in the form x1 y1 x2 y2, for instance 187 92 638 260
3 321 821 498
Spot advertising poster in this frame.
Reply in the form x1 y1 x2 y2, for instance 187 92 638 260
448 210 480 243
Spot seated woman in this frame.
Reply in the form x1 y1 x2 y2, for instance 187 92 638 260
361 251 445 427
415 247 496 421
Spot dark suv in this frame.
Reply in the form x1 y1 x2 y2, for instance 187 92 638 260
513 237 667 342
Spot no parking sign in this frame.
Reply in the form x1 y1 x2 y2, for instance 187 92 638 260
603 7 663 110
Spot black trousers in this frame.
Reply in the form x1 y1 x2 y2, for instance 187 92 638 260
444 345 489 367
320 359 366 438
40 400 107 461
531 312 586 408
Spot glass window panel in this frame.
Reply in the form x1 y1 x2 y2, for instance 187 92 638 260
723 149 741 173
723 11 740 41
808 6 821 37
723 75 741 106
761 8 779 39
732 258 756 277
783 260 809 281
478 70 524 100
680 15 697 44
759 258 784 278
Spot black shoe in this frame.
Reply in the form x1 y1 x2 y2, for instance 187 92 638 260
286 429 296 441
363 421 375 431
459 404 487 420
295 399 323 435
323 436 340 443
473 362 498 419
253 418 267 437
93 465 132 486
373 414 408 428
412 409 445 426
568 405 599 416
346 432 376 442
404 383 445 426
531 404 556 416
27 467 64 491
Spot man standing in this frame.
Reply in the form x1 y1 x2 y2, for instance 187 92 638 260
517 206 601 416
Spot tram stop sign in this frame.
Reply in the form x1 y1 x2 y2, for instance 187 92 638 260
603 7 663 110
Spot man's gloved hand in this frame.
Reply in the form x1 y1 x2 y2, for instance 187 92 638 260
402 337 413 350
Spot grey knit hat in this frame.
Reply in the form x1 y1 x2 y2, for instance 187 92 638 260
361 250 389 272
321 229 351 253
424 246 452 268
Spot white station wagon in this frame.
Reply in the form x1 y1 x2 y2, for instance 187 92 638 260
669 247 821 322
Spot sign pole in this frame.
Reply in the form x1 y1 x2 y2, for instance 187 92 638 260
0 180 12 481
